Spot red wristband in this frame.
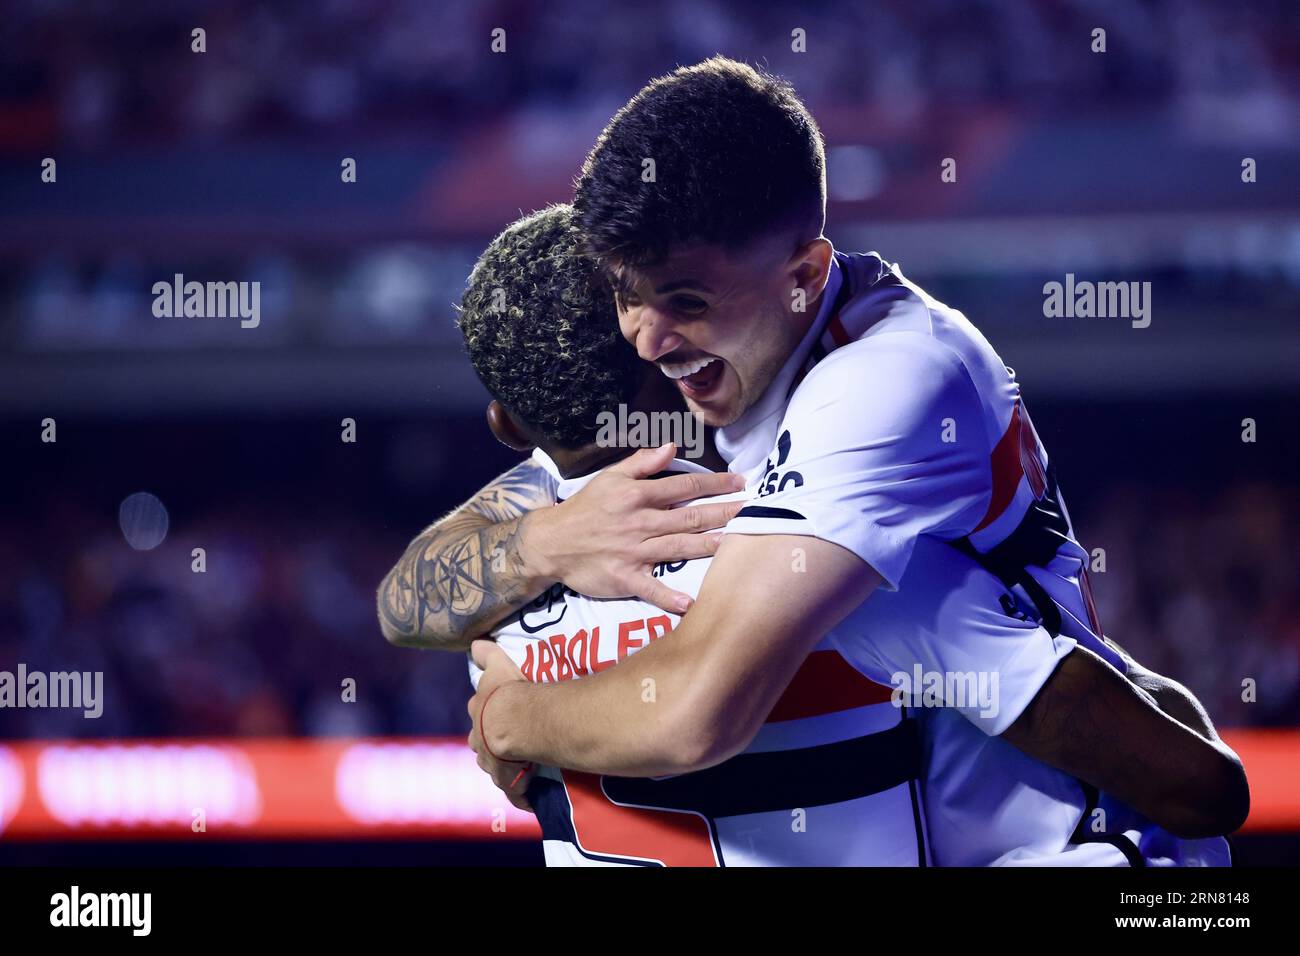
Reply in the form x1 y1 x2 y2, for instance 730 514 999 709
508 765 533 790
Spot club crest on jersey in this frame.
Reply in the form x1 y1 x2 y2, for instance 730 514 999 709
757 430 803 498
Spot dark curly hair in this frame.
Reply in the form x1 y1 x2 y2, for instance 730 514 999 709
574 56 826 268
458 204 647 450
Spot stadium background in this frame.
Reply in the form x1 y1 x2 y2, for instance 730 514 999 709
1 0 1297 865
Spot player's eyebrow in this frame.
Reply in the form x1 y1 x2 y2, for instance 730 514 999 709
654 278 714 294
609 268 639 303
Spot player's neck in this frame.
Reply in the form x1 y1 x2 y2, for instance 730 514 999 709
545 444 631 481
793 296 819 342
543 431 727 480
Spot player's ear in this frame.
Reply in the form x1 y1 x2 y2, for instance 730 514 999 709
486 400 536 453
788 236 834 305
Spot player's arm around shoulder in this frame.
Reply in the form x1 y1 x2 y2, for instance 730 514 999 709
377 456 560 651
1000 646 1250 839
471 532 881 776
377 444 745 652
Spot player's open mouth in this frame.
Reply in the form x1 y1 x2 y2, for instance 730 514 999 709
659 355 725 399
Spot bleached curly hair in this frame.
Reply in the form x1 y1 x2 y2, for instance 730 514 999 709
457 204 647 449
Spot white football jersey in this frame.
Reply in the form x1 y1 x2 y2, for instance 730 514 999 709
472 453 1165 866
471 452 928 867
720 250 1112 666
717 250 1228 867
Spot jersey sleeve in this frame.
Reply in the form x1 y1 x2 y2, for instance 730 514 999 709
725 333 991 589
842 535 1077 736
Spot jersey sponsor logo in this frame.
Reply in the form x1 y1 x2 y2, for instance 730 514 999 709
756 430 803 498
650 559 688 578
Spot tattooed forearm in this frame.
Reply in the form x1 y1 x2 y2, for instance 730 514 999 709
377 459 559 651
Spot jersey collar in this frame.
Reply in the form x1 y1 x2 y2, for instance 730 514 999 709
532 448 716 502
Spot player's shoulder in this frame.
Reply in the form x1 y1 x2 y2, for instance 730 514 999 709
818 324 962 374
794 251 1006 416
846 250 1013 381
832 250 991 354
794 326 976 422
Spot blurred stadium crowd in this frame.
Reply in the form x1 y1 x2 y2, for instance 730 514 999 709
2 0 1293 143
1 439 486 742
2 0 1297 355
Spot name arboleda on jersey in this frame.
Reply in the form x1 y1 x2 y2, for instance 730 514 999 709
478 557 929 867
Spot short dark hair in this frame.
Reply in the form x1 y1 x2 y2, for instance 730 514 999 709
457 204 647 449
574 57 826 267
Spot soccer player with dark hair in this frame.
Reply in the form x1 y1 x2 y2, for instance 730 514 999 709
410 204 1243 865
453 205 929 864
461 60 1246 860
573 58 832 431
380 62 1248 862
